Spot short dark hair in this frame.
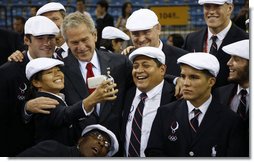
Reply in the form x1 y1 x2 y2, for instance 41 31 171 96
14 16 26 24
96 0 109 11
76 0 85 3
168 33 184 48
152 58 163 67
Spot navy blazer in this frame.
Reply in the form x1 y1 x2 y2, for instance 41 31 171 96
61 49 133 145
0 52 34 156
0 29 25 66
33 92 87 146
162 43 188 76
121 81 176 155
17 140 80 157
214 84 249 156
145 98 246 157
183 23 249 87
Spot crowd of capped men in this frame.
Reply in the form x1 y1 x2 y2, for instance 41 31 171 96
0 0 249 157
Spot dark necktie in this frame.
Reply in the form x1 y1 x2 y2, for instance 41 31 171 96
190 108 201 133
128 93 147 157
209 35 218 56
86 62 95 94
55 47 64 60
237 89 247 119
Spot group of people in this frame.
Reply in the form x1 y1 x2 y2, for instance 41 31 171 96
0 0 249 157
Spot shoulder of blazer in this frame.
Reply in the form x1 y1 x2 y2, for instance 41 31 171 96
161 81 176 105
158 99 185 115
0 52 29 76
186 27 207 39
36 91 66 106
162 43 188 55
213 83 237 105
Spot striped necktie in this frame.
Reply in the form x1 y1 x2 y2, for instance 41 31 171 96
209 35 218 56
237 89 247 120
128 93 147 157
190 108 201 133
55 47 64 60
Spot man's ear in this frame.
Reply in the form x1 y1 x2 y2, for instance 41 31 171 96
24 35 31 46
32 79 42 89
208 77 216 88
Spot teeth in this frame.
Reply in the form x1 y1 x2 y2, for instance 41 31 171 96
93 147 98 153
54 79 62 83
137 76 146 80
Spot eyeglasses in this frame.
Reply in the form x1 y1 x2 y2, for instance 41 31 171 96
90 132 111 148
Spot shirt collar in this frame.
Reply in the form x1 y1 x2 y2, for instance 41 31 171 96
237 84 249 95
208 20 232 41
135 80 164 100
187 94 212 115
27 51 33 61
158 40 163 50
60 42 68 52
78 50 101 71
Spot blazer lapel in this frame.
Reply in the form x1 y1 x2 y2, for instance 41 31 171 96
122 88 136 127
175 100 192 145
197 28 207 52
63 51 89 99
191 98 221 146
96 51 112 122
160 81 175 105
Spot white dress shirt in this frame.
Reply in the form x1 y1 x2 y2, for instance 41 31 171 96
187 95 212 126
230 85 249 113
207 20 232 52
78 51 102 115
125 80 164 157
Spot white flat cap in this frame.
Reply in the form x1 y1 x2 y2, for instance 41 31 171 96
102 26 130 40
126 9 159 31
25 16 59 36
81 124 119 157
198 0 233 5
26 58 64 80
222 39 249 60
129 46 165 64
36 2 66 15
177 52 220 77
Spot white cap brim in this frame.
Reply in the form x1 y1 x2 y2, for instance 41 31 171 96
81 124 119 157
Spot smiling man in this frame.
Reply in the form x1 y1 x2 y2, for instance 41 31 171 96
183 0 248 88
122 47 176 157
214 39 249 156
0 16 59 156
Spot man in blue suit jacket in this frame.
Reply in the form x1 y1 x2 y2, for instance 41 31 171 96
146 52 246 157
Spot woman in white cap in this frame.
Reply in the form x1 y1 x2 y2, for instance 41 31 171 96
25 58 118 146
145 52 246 157
99 26 130 54
17 124 119 157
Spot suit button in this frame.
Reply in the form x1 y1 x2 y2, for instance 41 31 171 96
189 151 194 156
